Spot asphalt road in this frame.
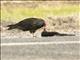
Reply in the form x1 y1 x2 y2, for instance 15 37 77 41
1 36 80 60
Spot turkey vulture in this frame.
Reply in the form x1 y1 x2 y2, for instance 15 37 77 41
41 28 75 37
7 18 46 37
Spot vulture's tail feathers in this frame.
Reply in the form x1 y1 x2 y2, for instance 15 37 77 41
7 24 17 30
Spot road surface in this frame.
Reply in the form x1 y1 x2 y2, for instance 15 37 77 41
1 36 80 60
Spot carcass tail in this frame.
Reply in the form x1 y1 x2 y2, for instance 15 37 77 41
7 24 17 30
57 34 75 36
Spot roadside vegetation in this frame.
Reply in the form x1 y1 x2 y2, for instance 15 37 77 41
1 1 80 38
1 1 80 21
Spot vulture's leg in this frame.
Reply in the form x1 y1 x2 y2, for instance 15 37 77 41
33 33 36 37
32 33 35 37
32 33 36 37
30 30 36 37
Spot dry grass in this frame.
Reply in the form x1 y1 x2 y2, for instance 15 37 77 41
1 1 79 21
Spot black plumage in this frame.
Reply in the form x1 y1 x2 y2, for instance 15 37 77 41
7 18 46 37
41 29 75 37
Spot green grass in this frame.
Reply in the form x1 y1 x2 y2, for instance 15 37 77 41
1 5 80 21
